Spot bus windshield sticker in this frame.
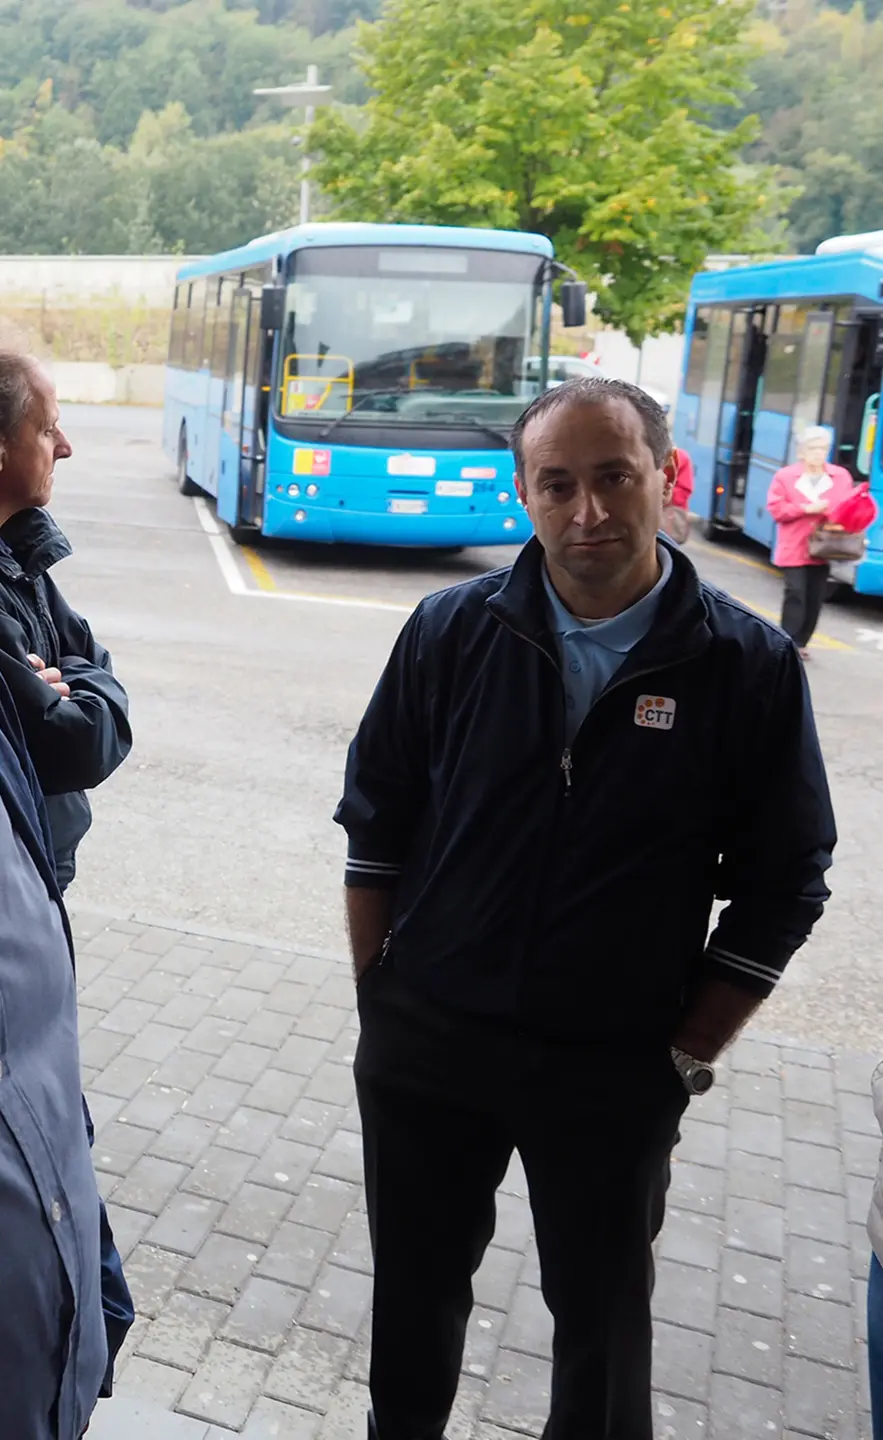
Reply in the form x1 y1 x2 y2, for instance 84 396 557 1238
461 466 497 480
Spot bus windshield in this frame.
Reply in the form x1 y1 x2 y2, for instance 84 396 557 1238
276 244 545 431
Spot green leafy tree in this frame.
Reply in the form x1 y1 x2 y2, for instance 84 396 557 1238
310 0 786 340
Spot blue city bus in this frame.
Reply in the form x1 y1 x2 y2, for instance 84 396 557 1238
162 222 585 547
673 241 883 594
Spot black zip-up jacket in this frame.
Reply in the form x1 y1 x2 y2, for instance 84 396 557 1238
0 508 132 890
335 537 836 1042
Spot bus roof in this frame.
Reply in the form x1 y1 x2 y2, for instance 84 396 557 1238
688 250 883 308
175 222 554 283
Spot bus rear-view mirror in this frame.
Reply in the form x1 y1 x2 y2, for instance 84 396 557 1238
560 280 587 329
260 285 286 332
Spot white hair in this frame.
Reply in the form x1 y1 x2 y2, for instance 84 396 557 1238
799 426 831 448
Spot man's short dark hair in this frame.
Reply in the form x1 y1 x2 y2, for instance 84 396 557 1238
511 375 671 475
0 352 40 448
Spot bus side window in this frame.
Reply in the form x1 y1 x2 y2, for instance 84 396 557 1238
683 308 711 394
202 279 220 372
169 285 188 366
183 279 206 372
212 280 235 379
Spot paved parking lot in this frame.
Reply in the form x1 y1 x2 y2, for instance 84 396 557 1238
42 406 883 1435
74 907 879 1440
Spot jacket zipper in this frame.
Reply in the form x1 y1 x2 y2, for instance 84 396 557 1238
498 612 688 797
494 615 570 790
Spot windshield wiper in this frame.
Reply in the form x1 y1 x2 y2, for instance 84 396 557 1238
435 411 511 446
317 386 446 440
315 388 511 445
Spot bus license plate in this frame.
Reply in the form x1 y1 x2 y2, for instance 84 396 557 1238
388 498 427 515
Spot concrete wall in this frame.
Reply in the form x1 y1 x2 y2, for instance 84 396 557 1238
45 361 167 406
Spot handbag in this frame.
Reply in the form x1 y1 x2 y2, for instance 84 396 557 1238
661 505 689 546
827 481 879 533
808 524 866 562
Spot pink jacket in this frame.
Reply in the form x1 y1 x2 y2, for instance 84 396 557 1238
767 462 856 568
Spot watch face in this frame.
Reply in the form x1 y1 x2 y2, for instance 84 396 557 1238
692 1065 715 1095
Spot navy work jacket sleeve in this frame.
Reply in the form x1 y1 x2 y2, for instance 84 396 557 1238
334 603 430 888
705 640 836 996
0 576 131 796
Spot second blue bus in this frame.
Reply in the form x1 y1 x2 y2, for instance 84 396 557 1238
673 236 883 595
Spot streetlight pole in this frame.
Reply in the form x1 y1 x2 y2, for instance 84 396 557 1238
253 70 333 226
300 64 317 225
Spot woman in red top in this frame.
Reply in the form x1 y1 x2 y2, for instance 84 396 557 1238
670 447 694 512
766 427 855 658
660 447 693 545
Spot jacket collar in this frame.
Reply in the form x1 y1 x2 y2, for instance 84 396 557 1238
486 534 712 674
0 508 72 579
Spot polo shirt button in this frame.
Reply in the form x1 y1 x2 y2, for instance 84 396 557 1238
50 1199 62 1224
569 661 580 673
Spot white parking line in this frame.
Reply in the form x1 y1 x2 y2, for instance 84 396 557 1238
193 498 247 595
193 499 412 615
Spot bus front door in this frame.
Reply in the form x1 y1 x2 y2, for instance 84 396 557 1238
788 312 834 462
742 311 833 549
218 289 265 534
722 308 766 530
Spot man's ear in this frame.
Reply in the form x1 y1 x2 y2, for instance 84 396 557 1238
515 472 528 511
662 449 677 504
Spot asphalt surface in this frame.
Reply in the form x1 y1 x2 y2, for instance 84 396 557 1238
51 406 883 1050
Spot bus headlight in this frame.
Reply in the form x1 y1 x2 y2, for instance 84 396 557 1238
295 509 307 523
503 517 517 531
288 483 300 497
306 483 319 497
497 491 510 504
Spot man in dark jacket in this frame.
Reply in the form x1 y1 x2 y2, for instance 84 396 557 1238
335 377 836 1440
0 352 134 1397
0 353 131 889
0 666 108 1438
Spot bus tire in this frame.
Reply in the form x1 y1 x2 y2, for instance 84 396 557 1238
177 427 200 497
701 519 727 543
226 523 256 546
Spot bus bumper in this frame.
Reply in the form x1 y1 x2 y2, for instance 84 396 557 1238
261 493 533 547
853 553 883 596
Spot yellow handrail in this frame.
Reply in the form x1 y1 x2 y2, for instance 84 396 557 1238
280 353 354 415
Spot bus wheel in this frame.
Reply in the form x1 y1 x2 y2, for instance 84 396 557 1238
226 523 256 546
701 520 726 543
177 427 200 497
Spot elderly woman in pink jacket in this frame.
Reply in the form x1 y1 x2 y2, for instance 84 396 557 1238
766 426 855 659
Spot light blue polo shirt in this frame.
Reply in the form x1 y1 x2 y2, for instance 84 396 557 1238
542 544 673 745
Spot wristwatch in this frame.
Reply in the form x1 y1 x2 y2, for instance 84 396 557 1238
671 1046 716 1096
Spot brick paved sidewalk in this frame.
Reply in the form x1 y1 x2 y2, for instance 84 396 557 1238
68 908 878 1440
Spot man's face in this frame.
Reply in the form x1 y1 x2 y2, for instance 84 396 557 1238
0 370 72 516
515 397 675 596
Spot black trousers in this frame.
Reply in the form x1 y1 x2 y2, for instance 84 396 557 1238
355 966 688 1440
780 564 829 648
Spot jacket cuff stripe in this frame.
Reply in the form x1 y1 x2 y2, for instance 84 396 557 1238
705 945 783 986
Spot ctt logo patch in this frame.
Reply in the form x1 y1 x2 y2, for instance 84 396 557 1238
634 694 677 730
